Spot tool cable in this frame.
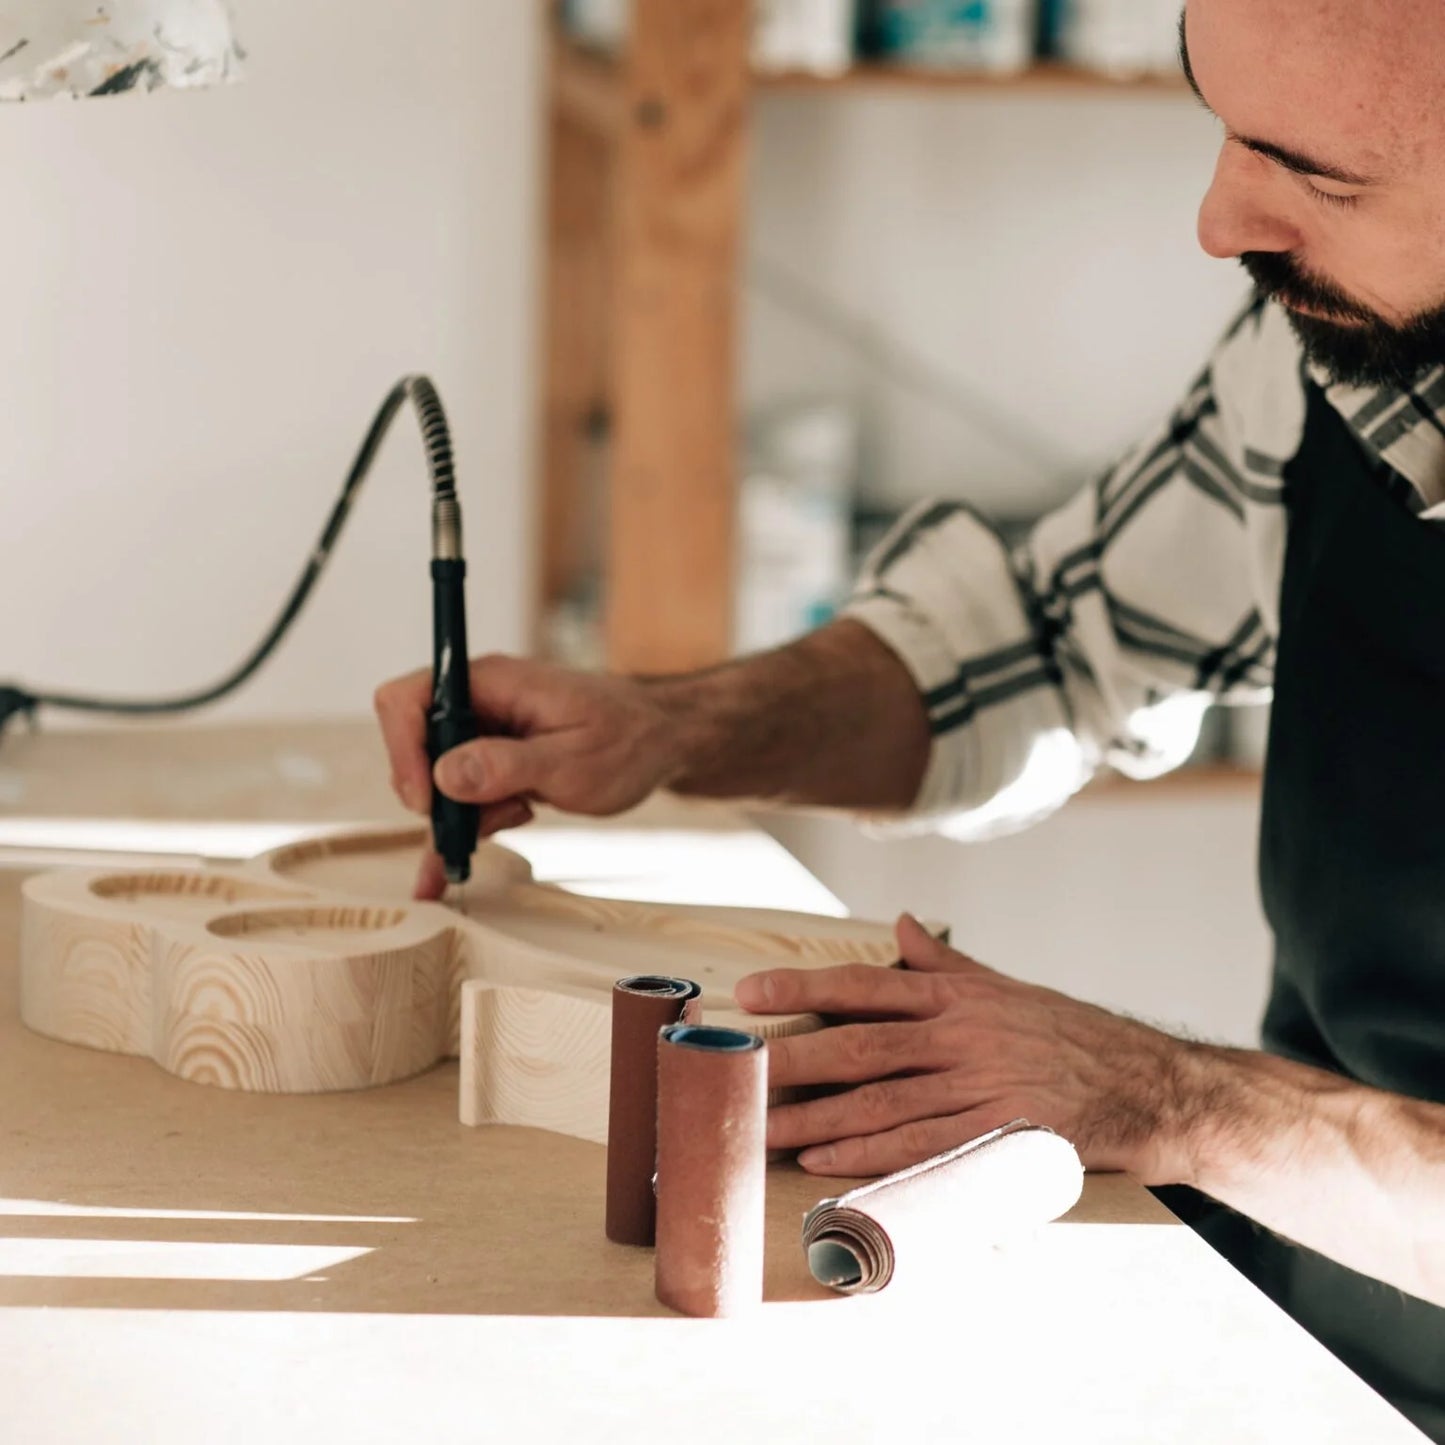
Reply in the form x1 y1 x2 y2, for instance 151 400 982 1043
0 374 455 745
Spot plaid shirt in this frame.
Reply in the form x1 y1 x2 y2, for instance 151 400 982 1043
845 294 1445 840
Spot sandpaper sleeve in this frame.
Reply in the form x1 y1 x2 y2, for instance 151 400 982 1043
605 975 702 1246
801 1119 1084 1294
654 1024 768 1318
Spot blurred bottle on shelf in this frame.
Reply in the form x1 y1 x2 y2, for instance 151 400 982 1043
1044 0 1182 76
754 1 859 75
735 399 859 655
859 0 1038 74
559 0 630 51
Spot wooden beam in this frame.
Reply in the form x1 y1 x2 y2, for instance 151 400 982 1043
551 33 624 138
535 77 616 635
605 0 751 674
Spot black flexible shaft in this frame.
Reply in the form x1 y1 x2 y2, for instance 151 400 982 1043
0 374 456 744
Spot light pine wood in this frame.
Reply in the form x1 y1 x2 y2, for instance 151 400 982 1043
20 827 899 1142
460 980 613 1140
458 976 822 1143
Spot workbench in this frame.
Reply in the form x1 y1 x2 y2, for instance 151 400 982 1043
0 723 1425 1443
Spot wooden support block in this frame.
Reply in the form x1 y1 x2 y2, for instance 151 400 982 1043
460 980 613 1142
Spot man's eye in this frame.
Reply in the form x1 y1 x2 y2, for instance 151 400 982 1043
1307 183 1360 211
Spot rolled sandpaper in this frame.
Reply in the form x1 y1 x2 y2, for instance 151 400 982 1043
801 1119 1084 1294
654 1024 768 1318
605 975 702 1246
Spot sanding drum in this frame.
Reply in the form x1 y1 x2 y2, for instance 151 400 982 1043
802 1119 1084 1295
606 975 703 1246
654 1024 768 1318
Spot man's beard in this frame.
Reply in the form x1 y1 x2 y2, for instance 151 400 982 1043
1241 252 1445 389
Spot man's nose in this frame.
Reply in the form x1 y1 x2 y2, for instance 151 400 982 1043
1197 146 1301 259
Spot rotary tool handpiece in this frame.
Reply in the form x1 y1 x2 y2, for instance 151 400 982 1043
427 555 481 885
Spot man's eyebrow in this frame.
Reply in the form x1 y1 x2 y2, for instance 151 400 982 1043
1176 9 1378 188
1178 11 1206 106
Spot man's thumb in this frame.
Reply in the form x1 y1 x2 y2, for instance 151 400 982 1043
433 737 542 805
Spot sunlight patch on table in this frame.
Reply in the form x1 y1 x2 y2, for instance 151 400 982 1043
0 1198 415 1224
0 1238 372 1282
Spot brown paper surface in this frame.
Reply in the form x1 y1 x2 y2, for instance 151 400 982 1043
654 1025 768 1317
605 976 702 1245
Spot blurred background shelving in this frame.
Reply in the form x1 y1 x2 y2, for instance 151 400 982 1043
0 0 1275 1045
536 0 1197 677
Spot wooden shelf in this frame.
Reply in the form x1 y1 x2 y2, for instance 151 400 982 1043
539 12 1191 675
756 59 1188 94
554 36 1187 139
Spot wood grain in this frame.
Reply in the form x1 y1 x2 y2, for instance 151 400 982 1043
460 981 613 1141
20 827 900 1144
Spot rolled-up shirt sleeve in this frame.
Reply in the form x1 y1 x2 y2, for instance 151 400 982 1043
843 301 1288 841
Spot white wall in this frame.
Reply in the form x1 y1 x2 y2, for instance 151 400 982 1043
745 89 1245 517
0 0 541 723
765 786 1273 1049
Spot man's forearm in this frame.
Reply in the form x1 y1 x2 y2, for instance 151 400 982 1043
1176 1045 1445 1306
645 618 932 811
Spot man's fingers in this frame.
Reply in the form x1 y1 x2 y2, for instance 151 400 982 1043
767 1073 981 1151
413 799 532 900
895 913 980 974
479 799 535 837
735 963 942 1019
433 736 560 806
374 669 433 815
764 1021 934 1090
413 848 448 901
797 1110 1013 1178
465 653 545 725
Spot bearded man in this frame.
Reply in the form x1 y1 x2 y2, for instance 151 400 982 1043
377 3 1445 1434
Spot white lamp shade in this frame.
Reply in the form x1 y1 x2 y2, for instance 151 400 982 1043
0 0 241 102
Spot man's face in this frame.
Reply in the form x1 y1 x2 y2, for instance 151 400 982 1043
1184 0 1445 387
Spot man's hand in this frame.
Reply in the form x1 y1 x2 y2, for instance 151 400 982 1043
374 621 934 901
374 654 683 899
736 914 1199 1182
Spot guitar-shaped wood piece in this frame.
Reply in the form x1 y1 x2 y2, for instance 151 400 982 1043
20 828 900 1143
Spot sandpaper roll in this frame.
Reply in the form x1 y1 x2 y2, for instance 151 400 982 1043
605 975 702 1246
801 1119 1084 1295
654 1024 768 1318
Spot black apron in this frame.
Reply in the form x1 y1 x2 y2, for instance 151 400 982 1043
1163 379 1445 1441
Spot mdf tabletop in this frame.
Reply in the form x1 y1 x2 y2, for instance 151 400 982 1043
0 724 1427 1443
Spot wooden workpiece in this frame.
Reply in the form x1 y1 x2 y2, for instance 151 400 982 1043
0 723 1424 1444
20 827 898 1141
